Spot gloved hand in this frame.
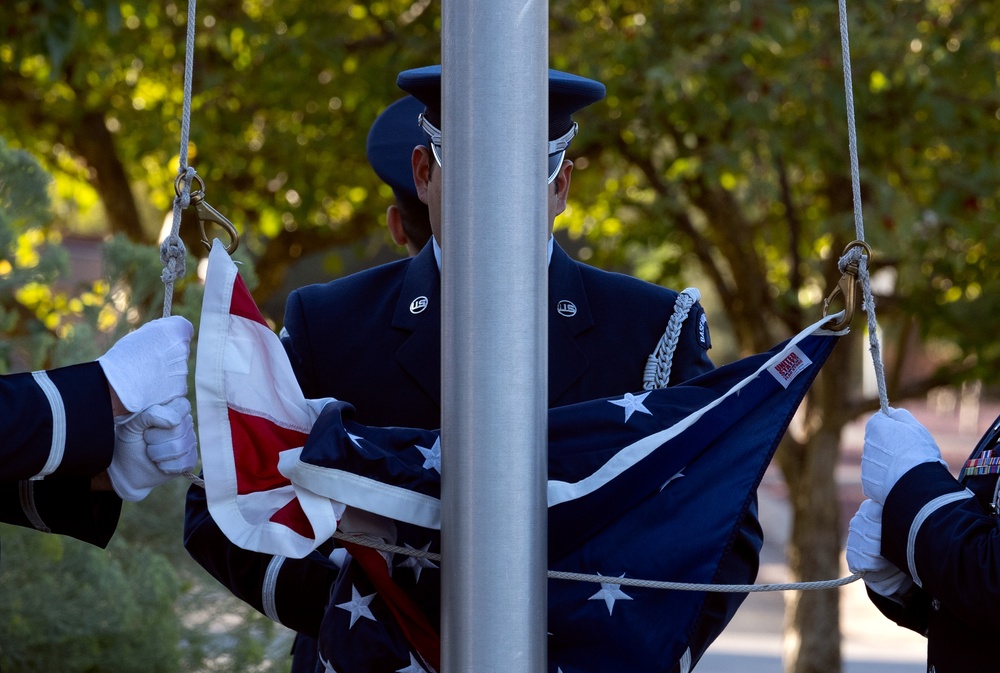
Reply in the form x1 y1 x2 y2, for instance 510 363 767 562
98 316 193 413
108 397 198 502
862 407 945 504
847 498 914 602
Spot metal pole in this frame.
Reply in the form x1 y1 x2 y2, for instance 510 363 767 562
440 0 549 671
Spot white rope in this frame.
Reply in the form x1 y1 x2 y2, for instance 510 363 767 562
837 0 890 415
643 288 700 390
154 0 878 600
328 4 887 596
837 0 864 244
160 0 198 319
161 0 203 489
334 531 862 593
320 0 888 601
548 570 862 593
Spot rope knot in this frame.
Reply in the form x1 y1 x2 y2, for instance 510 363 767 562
175 166 197 209
160 234 187 281
837 244 863 274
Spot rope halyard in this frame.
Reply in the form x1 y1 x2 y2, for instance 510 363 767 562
326 0 887 598
161 0 198 318
837 0 890 415
162 0 879 598
162 0 203 489
334 531 863 593
547 570 863 593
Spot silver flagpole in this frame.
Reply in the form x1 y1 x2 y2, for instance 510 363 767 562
440 0 549 670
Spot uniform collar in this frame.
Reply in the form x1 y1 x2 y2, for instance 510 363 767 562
431 235 555 270
547 241 594 336
391 239 595 406
396 238 593 335
392 242 440 331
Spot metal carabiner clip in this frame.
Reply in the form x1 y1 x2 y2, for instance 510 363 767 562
175 173 240 254
822 240 872 331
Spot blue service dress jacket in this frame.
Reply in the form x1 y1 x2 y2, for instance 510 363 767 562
283 241 715 424
184 241 760 671
0 362 121 547
868 421 1000 673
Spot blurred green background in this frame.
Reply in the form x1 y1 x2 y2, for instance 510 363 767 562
2 1 999 671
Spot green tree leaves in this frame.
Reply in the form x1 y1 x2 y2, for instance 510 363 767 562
4 2 1000 671
0 525 182 673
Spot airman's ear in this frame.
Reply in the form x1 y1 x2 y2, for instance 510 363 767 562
386 205 409 247
412 146 433 204
553 159 573 212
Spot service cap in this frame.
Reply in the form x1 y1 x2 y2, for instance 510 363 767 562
396 64 605 139
397 65 605 182
365 95 426 204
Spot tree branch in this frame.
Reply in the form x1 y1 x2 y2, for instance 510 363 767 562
70 110 148 243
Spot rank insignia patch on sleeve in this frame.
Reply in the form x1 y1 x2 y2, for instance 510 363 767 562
696 308 711 350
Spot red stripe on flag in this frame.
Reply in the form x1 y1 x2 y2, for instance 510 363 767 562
229 408 310 495
342 541 441 672
230 273 268 327
269 497 315 539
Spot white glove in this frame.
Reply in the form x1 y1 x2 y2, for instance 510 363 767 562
98 316 193 412
107 397 198 502
846 499 914 601
862 407 945 505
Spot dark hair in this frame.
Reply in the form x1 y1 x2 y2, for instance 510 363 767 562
394 194 432 250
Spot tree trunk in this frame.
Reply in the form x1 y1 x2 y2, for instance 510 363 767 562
71 110 148 243
782 426 842 673
779 336 856 673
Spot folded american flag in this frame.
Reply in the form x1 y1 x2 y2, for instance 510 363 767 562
196 241 842 672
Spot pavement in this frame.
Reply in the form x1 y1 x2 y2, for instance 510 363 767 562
695 397 999 673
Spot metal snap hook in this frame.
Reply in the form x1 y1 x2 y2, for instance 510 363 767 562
175 173 240 254
822 240 873 331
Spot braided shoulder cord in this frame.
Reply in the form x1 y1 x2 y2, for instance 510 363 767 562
643 288 700 391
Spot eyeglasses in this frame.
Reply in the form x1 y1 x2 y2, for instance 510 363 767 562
418 113 578 184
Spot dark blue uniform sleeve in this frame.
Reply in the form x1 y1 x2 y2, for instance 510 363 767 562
282 290 318 398
865 584 932 637
0 362 121 546
669 302 714 385
183 482 339 639
881 461 1000 629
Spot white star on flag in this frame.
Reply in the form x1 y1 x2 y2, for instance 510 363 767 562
336 585 377 628
348 432 364 447
608 391 652 422
395 654 427 673
396 542 439 583
319 653 339 672
416 437 442 473
588 574 633 615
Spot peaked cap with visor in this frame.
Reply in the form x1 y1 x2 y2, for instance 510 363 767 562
396 65 606 184
366 95 426 205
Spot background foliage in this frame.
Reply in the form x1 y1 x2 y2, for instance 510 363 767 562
2 1 999 672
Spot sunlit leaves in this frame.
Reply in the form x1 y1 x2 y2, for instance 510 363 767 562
3 0 999 369
551 0 1000 376
1 1 446 301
